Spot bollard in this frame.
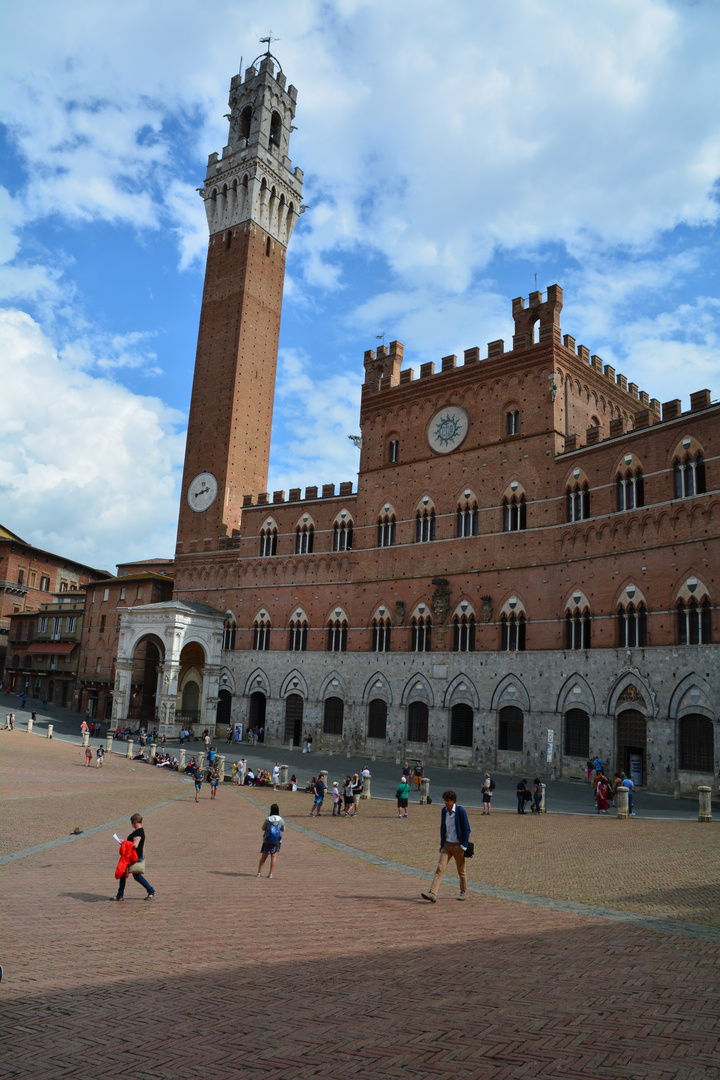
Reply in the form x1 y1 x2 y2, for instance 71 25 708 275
279 764 289 787
616 785 629 819
698 786 712 823
420 777 430 805
371 748 376 762
105 735 113 753
395 750 401 765
674 778 682 800
287 739 294 751
448 754 453 769
361 774 371 800
319 769 329 789
217 754 226 778
539 782 546 813
196 751 205 770
126 739 134 759
178 748 186 771
346 745 352 758
46 723 53 739
27 718 33 734
82 732 89 747
149 744 157 762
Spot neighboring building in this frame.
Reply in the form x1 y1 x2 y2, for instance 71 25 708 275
77 567 174 722
4 591 86 708
114 52 719 793
0 524 110 671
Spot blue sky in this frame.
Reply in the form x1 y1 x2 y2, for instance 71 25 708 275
1 0 718 572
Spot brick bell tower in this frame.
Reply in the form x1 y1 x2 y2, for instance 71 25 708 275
176 50 304 551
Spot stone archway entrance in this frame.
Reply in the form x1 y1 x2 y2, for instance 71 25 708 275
127 634 165 722
216 688 232 728
617 709 647 786
284 694 303 746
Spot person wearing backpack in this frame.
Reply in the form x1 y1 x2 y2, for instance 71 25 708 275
257 803 285 878
481 773 494 815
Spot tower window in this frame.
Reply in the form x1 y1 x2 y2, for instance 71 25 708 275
503 495 526 532
266 237 271 257
388 439 399 463
240 105 252 145
674 453 706 498
617 469 644 511
269 110 282 150
415 508 436 543
295 524 314 555
507 410 520 436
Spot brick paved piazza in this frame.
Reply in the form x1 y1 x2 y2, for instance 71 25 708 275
1 734 719 1080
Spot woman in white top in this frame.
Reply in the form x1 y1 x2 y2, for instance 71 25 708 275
257 803 285 879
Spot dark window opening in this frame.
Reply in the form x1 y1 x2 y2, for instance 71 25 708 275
416 508 436 543
679 713 713 771
617 469 644 511
565 610 591 649
507 410 520 435
411 616 432 652
450 703 473 747
323 696 344 736
453 615 476 652
367 698 387 740
618 603 648 647
407 701 429 743
327 620 348 652
564 709 589 757
372 619 391 652
503 495 526 531
501 613 526 651
499 705 524 752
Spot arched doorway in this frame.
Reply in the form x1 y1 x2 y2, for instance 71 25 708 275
249 690 266 739
177 641 205 729
216 688 232 728
617 709 646 786
130 634 165 722
284 694 303 745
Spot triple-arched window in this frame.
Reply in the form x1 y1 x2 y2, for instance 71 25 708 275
416 507 436 543
333 519 353 551
567 482 590 522
411 615 432 652
457 499 478 537
677 598 712 645
259 527 277 556
501 613 526 651
453 614 475 652
372 616 392 652
222 620 236 651
617 468 644 511
295 524 314 554
503 495 526 531
674 453 706 498
377 513 396 547
253 617 271 651
288 617 308 652
618 603 647 647
565 609 591 650
327 618 348 652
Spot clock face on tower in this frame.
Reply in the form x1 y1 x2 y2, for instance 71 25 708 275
427 405 470 454
187 472 218 512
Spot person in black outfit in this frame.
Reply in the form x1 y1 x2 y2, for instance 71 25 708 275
113 813 155 901
516 778 528 814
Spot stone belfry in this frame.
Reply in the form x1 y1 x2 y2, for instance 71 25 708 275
176 49 304 551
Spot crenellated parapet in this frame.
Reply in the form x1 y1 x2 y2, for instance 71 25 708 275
242 480 355 508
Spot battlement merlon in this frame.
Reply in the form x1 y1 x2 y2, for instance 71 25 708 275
512 284 563 349
363 340 404 390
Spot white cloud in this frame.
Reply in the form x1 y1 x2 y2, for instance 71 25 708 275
0 309 185 570
269 347 363 493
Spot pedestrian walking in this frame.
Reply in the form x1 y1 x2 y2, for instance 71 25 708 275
622 773 635 815
85 744 93 767
231 761 239 785
396 776 410 817
272 762 281 790
481 773 494 814
96 745 104 768
531 778 543 814
595 777 609 814
516 778 528 813
257 803 285 878
112 813 156 901
210 766 220 800
309 775 325 816
192 763 204 802
421 790 471 903
332 782 341 815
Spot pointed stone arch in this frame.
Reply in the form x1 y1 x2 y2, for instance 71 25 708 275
401 673 434 707
491 674 530 712
443 674 479 709
244 667 271 697
555 673 596 715
606 670 656 718
362 672 393 705
280 668 308 699
319 670 346 701
667 672 719 721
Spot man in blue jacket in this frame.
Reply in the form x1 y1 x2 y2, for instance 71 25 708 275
421 789 471 902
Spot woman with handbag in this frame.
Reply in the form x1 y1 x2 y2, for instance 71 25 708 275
112 813 156 901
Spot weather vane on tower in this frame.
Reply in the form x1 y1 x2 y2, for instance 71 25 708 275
260 32 281 54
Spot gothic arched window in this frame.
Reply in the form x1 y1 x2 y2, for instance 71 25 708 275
617 468 644 511
372 617 392 652
333 519 353 551
453 614 476 652
415 507 436 543
618 603 647 647
677 598 712 645
503 495 526 531
407 701 429 743
565 608 591 650
222 620 236 651
253 617 271 651
295 524 314 554
501 613 526 651
411 615 432 652
327 618 348 653
674 453 706 498
259 527 277 556
457 498 478 538
240 106 252 144
377 514 396 547
567 482 590 522
288 617 308 652
367 698 387 740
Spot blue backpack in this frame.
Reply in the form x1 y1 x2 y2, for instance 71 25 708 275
266 821 282 846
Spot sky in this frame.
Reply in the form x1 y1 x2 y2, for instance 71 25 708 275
1 0 719 573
